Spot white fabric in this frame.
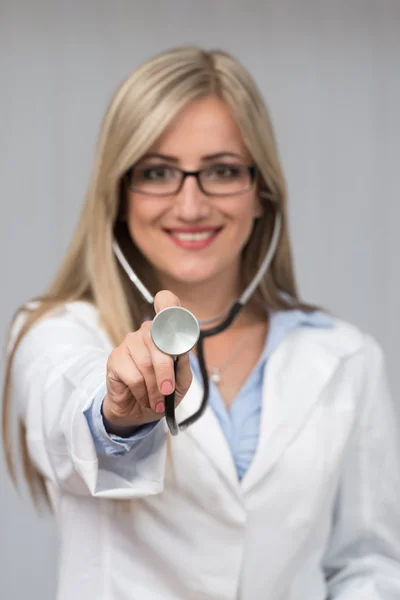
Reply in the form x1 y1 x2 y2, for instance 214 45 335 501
9 301 400 600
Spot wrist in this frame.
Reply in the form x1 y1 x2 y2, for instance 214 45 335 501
101 401 140 437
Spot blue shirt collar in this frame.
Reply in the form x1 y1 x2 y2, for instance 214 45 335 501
261 308 333 364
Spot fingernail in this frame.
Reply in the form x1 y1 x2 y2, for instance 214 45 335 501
155 401 165 414
161 380 173 395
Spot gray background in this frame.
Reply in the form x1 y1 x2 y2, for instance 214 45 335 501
1 0 399 598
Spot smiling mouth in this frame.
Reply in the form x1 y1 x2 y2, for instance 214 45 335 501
164 227 223 248
168 230 219 241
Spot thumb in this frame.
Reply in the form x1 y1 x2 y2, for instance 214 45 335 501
154 290 181 314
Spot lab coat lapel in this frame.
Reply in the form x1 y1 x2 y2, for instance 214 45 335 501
240 324 362 494
175 375 241 496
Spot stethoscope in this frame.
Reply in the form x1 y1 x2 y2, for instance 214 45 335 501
112 208 281 435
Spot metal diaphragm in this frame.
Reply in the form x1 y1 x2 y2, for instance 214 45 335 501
151 306 200 356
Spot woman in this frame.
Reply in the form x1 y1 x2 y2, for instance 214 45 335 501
3 47 400 600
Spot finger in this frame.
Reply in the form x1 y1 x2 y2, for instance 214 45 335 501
173 353 193 408
141 321 176 396
107 347 148 411
125 333 165 413
174 351 192 394
154 290 181 314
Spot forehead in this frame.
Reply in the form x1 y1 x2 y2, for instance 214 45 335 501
150 95 249 159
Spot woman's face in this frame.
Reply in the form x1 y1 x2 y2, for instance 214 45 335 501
125 95 262 291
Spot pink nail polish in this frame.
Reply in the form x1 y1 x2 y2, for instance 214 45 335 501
155 401 165 414
161 380 173 395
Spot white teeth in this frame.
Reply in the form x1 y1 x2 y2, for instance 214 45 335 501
171 231 216 241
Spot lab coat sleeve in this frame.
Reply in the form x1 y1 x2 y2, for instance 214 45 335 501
83 383 160 457
323 335 400 599
9 308 169 499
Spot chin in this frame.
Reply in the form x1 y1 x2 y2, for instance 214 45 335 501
158 261 221 288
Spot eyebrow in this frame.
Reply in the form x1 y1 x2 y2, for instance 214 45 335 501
140 152 245 163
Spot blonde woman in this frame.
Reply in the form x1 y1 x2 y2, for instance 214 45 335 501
3 47 400 600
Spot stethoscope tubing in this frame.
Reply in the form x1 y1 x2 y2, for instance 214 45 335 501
112 209 282 435
164 301 243 435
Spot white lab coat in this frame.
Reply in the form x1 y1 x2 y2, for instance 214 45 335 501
9 301 400 600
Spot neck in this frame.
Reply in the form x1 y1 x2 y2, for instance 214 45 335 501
156 268 264 329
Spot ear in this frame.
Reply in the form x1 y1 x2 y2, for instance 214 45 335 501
254 187 274 219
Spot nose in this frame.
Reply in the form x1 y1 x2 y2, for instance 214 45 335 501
171 175 211 221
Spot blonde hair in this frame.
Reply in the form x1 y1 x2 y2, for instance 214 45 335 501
2 46 314 508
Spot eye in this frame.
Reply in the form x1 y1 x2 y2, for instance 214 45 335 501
204 164 243 179
136 165 179 182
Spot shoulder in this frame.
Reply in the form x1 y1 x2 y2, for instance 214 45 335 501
279 315 389 414
293 313 385 371
8 300 108 358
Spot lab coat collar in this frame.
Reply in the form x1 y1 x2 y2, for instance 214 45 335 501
176 318 364 496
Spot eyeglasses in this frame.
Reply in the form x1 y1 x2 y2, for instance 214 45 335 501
125 163 257 197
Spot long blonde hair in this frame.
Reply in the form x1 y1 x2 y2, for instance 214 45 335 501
2 46 314 508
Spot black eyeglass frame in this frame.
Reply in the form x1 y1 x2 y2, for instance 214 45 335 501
125 164 258 197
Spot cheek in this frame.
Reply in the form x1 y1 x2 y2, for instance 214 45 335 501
231 194 262 236
124 206 162 266
126 198 159 242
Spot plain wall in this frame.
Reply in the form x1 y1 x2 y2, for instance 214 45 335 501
1 1 399 598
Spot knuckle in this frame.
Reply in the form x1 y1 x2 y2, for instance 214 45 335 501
156 356 172 371
107 350 120 372
109 343 121 358
124 331 138 346
128 372 145 389
138 354 153 370
146 381 160 399
140 321 152 340
106 364 117 379
106 353 114 370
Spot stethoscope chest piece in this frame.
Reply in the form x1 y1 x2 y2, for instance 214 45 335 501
151 306 200 357
151 306 200 436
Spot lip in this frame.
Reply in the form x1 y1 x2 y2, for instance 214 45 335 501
165 226 222 233
164 226 222 250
